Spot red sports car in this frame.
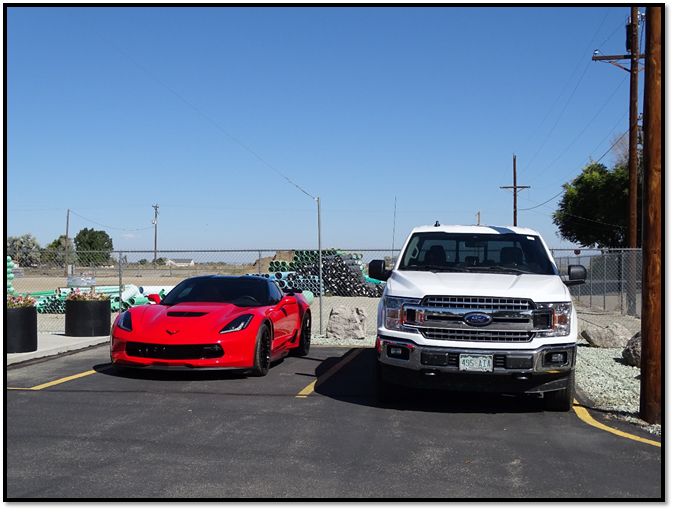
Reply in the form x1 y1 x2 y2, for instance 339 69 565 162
110 275 312 375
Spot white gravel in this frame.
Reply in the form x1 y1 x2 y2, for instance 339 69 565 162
575 341 660 436
313 334 660 437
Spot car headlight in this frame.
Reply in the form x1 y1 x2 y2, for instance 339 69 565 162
383 296 421 331
117 311 133 332
219 314 254 334
536 302 572 337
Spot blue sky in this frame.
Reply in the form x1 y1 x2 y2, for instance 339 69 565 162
6 5 650 251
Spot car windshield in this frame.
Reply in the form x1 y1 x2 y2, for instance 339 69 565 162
161 277 268 307
398 232 557 276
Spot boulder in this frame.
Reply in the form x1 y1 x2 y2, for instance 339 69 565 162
622 332 642 367
581 322 633 348
326 306 368 340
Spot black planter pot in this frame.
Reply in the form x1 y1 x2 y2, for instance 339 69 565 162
65 300 111 337
6 307 38 353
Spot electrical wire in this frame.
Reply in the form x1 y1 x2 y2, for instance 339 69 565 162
69 210 154 231
66 9 317 202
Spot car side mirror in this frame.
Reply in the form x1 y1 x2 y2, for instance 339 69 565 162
148 293 162 304
369 259 392 281
564 265 587 286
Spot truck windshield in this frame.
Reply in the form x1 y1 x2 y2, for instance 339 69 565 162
398 232 557 276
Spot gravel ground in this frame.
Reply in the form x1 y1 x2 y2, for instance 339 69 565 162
313 334 661 437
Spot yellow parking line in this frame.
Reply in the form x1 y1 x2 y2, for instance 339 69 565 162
25 370 98 391
572 399 661 447
296 348 363 398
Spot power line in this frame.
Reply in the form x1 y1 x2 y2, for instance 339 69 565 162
65 9 316 202
69 210 153 232
518 126 629 212
518 8 616 175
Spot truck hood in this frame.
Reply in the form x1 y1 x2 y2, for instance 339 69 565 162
387 270 570 303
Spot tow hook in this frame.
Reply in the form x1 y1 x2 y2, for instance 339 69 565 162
514 373 530 380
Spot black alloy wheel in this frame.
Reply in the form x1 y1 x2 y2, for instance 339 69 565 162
291 313 311 357
251 323 272 377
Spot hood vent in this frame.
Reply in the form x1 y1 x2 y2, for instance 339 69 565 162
166 311 209 317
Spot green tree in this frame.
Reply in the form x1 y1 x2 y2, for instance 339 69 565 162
156 257 166 266
138 259 149 266
74 228 113 265
6 234 41 267
552 160 642 248
42 235 78 266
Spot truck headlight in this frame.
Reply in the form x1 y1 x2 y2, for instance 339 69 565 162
536 302 572 337
384 296 421 331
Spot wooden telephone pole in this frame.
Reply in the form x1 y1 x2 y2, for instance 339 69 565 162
592 7 644 316
640 6 661 425
592 8 644 246
500 154 529 226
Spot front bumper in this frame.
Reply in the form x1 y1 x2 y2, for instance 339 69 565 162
377 335 576 393
110 331 256 370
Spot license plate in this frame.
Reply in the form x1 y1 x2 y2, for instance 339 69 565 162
459 354 493 372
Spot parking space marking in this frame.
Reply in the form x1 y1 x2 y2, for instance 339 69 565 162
7 370 98 391
572 400 661 447
296 348 363 398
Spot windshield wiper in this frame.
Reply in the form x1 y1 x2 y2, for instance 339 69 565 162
401 265 469 273
474 266 537 275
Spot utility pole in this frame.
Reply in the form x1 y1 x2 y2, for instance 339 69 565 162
500 154 529 226
152 204 159 269
64 209 70 277
592 7 644 247
592 8 645 316
640 6 661 425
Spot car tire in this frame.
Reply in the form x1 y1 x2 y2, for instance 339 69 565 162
251 323 272 377
291 313 311 357
543 371 575 412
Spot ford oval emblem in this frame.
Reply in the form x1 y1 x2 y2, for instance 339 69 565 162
463 312 493 327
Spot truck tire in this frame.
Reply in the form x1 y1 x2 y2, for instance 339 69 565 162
375 360 403 403
544 371 575 411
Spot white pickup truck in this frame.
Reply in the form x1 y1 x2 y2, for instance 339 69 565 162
368 224 587 411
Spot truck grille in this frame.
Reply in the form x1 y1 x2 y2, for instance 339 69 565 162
423 296 533 311
421 328 533 343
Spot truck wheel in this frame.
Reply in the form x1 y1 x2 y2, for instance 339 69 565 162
375 361 402 403
544 371 575 411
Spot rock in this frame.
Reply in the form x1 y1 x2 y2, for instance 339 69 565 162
326 306 368 340
622 332 642 367
581 323 633 348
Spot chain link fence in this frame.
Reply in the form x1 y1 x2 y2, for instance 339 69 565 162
7 248 641 338
6 249 399 336
551 248 642 338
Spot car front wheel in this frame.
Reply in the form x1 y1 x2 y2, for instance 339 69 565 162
251 323 272 377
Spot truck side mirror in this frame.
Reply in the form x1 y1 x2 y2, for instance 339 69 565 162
369 259 392 281
564 265 587 286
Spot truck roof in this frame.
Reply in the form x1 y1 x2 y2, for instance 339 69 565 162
409 224 542 237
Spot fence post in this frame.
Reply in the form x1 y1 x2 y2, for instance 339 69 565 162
603 252 606 311
589 256 593 308
258 251 262 275
118 251 123 312
620 251 624 314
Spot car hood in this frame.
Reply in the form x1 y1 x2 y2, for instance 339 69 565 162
130 302 260 338
387 270 570 303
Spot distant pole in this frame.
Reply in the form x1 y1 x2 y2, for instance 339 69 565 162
640 5 661 425
64 209 70 277
392 197 397 257
500 154 529 226
152 204 159 269
317 197 323 335
477 211 481 225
